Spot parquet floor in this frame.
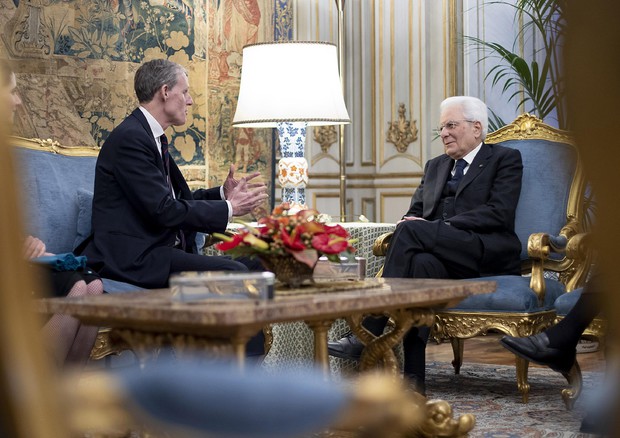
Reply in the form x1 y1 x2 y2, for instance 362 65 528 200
426 333 607 373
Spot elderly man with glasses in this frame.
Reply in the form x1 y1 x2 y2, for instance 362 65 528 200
328 96 524 395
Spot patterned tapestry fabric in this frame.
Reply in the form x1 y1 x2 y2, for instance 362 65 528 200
1 0 286 190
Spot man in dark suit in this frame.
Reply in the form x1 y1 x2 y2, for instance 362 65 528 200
328 96 523 393
80 59 268 290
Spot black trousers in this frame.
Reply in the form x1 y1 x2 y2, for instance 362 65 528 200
367 219 484 381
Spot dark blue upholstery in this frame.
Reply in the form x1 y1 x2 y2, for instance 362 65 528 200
553 288 583 315
15 147 97 255
120 360 347 438
501 139 577 261
448 136 578 311
453 276 565 311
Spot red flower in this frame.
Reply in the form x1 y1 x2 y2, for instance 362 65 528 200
281 226 306 251
215 233 245 251
323 224 348 237
213 203 356 262
311 234 350 254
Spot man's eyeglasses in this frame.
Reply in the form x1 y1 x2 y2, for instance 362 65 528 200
434 119 475 135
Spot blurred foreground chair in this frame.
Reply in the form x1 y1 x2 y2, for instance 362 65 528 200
374 114 593 408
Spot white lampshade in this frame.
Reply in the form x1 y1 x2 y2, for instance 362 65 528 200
232 41 351 127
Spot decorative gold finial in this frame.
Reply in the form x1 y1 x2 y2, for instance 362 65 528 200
313 125 338 153
387 103 418 153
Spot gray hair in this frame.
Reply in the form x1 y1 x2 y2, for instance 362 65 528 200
134 59 187 103
440 96 489 140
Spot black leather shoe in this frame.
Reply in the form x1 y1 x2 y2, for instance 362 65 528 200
500 333 575 373
328 332 364 360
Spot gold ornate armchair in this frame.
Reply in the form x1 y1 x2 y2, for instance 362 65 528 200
374 114 593 408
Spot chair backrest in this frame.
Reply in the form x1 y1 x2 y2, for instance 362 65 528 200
10 137 99 254
486 114 586 262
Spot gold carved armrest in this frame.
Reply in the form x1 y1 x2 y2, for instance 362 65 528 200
372 232 394 257
527 231 593 303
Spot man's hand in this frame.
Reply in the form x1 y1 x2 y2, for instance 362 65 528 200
23 235 52 259
226 175 269 217
223 164 265 199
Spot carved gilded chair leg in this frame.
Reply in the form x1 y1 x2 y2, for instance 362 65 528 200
515 356 531 403
560 360 582 410
450 338 464 374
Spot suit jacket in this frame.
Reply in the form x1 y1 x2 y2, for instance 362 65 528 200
79 108 230 288
405 142 523 276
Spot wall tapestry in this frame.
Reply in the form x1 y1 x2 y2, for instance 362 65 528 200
0 0 293 192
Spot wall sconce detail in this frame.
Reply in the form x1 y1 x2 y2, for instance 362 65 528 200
386 103 418 153
313 125 338 154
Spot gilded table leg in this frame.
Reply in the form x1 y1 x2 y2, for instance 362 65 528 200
112 329 165 369
306 319 336 377
346 308 435 374
231 336 248 372
170 333 250 372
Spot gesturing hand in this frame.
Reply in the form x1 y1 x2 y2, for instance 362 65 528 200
226 175 269 217
223 164 265 199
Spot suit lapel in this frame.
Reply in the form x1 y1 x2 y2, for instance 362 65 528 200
456 142 492 196
425 156 453 216
131 108 167 179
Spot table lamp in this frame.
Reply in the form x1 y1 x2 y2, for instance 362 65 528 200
232 41 350 211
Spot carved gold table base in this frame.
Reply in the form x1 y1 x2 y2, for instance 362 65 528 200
38 279 496 437
340 308 476 437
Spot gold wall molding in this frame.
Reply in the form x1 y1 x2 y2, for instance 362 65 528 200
313 125 338 153
308 183 417 190
310 172 424 180
386 103 418 153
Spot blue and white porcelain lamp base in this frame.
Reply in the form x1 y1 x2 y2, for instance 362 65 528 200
277 121 308 211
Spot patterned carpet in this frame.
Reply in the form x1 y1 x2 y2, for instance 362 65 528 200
424 361 605 437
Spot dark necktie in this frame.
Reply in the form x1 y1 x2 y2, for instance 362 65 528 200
160 134 186 249
160 134 170 177
447 158 467 195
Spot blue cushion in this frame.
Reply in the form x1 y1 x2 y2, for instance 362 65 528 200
499 139 577 260
450 276 566 311
119 360 347 438
103 278 143 293
553 288 583 315
73 188 93 249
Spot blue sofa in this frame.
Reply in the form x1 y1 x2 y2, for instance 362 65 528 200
12 136 141 293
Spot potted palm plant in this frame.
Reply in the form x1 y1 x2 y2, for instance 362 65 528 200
467 0 567 130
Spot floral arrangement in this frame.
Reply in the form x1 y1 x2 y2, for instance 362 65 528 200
214 203 356 268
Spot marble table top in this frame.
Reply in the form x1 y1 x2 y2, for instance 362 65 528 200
37 278 494 338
